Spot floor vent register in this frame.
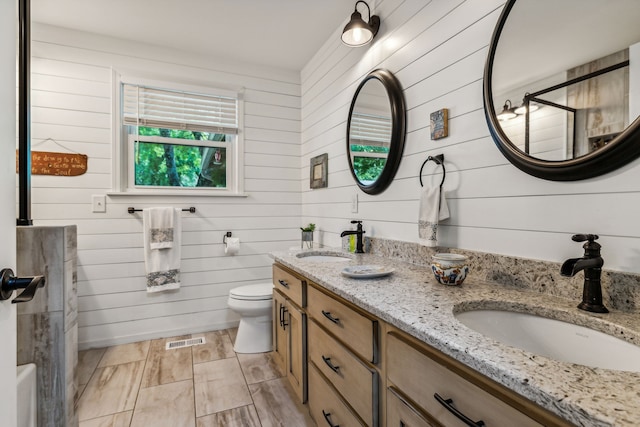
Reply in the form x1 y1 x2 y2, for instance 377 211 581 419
165 337 206 350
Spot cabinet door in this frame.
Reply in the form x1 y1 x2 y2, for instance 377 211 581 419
287 300 307 403
272 290 287 373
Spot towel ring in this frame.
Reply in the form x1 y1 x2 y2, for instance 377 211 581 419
419 154 446 188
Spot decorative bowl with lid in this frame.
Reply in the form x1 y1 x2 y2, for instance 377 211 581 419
431 253 469 286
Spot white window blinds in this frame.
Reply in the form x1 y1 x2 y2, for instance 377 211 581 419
349 112 392 145
122 83 238 134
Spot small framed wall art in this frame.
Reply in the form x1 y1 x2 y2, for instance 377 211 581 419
310 153 328 189
430 108 449 140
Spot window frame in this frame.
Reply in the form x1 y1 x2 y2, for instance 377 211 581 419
111 72 245 196
127 134 233 192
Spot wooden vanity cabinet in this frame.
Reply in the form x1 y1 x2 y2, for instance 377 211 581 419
273 262 574 427
386 328 572 427
272 264 307 403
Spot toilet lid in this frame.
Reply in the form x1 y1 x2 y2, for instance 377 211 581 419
229 283 274 300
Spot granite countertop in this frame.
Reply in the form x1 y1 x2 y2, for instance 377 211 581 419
271 249 640 427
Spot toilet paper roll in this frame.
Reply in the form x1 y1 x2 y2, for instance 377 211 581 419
224 237 240 255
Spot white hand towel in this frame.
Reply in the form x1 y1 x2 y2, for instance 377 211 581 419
143 208 181 293
418 185 450 247
147 207 175 249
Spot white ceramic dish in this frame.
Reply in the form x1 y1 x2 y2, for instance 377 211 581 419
341 265 394 279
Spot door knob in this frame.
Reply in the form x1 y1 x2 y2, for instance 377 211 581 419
0 268 46 303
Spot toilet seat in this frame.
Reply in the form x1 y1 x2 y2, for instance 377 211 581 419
229 283 273 301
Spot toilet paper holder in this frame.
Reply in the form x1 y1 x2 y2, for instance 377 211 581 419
223 232 232 244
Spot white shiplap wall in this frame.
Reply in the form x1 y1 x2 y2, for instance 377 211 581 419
301 0 640 274
29 24 302 349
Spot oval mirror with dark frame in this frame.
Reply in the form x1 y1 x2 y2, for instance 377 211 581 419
484 0 640 181
347 68 406 194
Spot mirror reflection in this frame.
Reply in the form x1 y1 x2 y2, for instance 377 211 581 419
491 0 640 161
349 78 392 184
346 68 405 195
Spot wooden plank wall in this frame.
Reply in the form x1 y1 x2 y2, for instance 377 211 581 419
29 24 302 349
27 1 640 348
300 0 640 274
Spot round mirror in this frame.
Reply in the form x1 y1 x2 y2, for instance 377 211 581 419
347 69 406 194
484 0 640 180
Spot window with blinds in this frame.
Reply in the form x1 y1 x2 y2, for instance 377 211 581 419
122 83 238 134
349 112 391 184
349 112 392 145
116 79 243 194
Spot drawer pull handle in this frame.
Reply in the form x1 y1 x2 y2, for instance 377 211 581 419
434 393 485 427
321 355 340 373
277 279 290 289
321 310 340 324
322 410 339 427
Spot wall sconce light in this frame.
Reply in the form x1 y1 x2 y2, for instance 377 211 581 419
497 100 517 121
514 93 539 115
341 1 380 47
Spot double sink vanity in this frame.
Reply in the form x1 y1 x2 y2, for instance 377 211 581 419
278 0 640 424
271 247 640 427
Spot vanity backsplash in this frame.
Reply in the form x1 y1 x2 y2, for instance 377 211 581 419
343 236 640 313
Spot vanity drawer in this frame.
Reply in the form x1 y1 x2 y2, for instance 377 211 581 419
387 332 544 427
307 284 378 363
308 363 365 427
308 319 378 426
387 386 437 427
272 264 305 307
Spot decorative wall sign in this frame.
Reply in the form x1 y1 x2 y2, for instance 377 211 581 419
430 108 449 140
310 153 328 189
16 150 88 176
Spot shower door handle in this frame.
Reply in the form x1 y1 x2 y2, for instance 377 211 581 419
0 268 46 303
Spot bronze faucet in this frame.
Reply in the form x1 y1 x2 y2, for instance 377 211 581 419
340 220 365 253
560 234 608 313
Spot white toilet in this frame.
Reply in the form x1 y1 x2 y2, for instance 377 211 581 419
227 283 274 353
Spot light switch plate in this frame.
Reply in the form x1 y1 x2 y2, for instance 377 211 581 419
92 195 106 213
351 193 358 213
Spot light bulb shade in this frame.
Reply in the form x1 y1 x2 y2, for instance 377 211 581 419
341 2 380 47
497 101 517 121
514 103 539 115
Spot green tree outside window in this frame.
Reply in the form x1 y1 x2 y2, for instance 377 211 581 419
134 127 228 188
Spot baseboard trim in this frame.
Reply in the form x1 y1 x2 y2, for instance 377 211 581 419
78 320 240 351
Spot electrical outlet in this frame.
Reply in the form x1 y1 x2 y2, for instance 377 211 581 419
351 193 358 213
92 195 106 213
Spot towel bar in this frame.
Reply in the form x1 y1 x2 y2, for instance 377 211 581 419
419 154 446 188
128 207 196 214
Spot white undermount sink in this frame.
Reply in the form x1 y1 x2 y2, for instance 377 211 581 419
455 309 640 372
295 252 352 262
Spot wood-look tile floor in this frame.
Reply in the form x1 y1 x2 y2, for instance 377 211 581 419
76 328 316 427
